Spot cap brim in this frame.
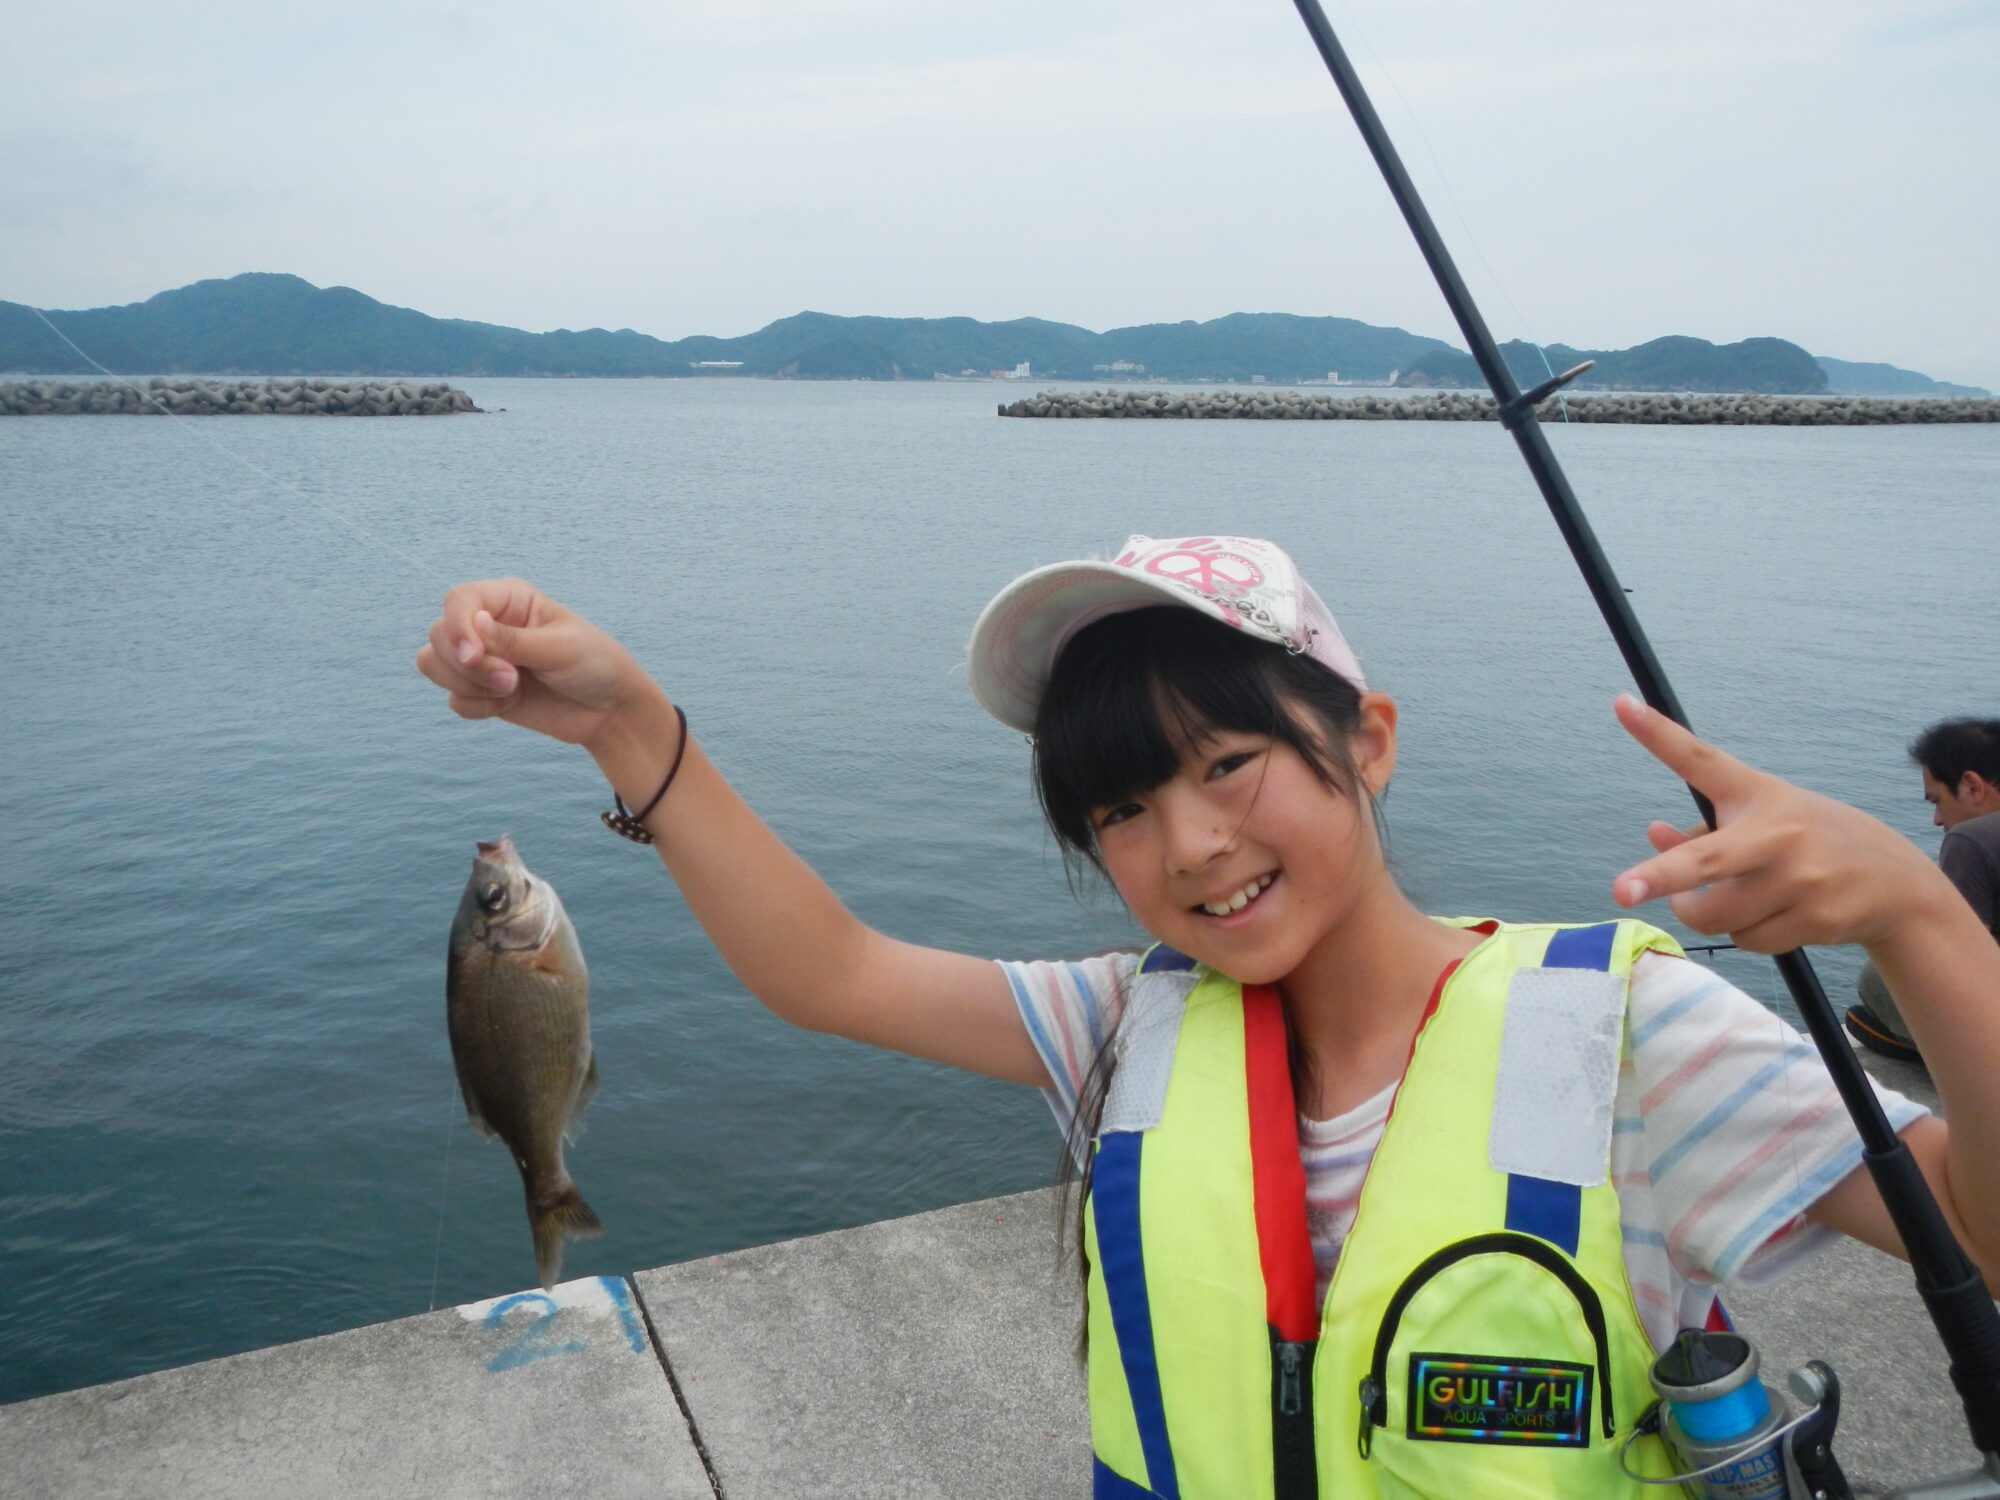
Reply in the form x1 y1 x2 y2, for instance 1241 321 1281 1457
967 559 1244 733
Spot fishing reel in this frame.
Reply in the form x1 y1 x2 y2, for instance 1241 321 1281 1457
1624 1329 2000 1500
1623 1334 1849 1500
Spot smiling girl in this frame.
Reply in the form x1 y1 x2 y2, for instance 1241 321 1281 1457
418 533 2000 1499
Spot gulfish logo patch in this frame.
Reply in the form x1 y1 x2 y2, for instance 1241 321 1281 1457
1408 1354 1592 1446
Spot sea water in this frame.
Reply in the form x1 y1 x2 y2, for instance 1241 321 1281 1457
1 378 1994 1404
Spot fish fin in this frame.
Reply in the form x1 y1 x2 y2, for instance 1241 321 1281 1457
457 1079 498 1139
564 1053 599 1142
530 1186 605 1291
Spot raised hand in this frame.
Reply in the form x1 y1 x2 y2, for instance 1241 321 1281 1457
1609 694 1952 956
416 579 657 750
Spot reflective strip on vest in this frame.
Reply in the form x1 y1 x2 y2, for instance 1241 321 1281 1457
1500 920 1621 1254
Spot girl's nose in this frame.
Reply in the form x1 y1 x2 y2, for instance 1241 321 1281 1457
1160 797 1235 875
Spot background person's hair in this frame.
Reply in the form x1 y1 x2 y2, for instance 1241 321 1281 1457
1909 718 2000 790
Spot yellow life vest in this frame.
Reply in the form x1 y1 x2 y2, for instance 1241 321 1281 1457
1083 919 1686 1500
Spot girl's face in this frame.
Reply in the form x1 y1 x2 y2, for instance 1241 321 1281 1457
1091 694 1398 983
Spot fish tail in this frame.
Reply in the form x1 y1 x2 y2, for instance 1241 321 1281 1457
529 1184 605 1290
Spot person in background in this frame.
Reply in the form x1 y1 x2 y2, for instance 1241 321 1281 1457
1847 717 2000 1064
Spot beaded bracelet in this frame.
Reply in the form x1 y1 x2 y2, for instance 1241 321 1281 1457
601 704 689 845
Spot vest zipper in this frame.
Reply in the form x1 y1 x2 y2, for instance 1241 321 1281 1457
1270 1330 1318 1500
1356 1231 1618 1456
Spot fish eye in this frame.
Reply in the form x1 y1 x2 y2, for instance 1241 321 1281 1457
479 882 508 912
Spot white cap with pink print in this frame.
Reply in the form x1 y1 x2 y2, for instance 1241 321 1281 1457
966 534 1368 733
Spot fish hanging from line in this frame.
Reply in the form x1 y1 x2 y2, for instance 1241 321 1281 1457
447 835 602 1289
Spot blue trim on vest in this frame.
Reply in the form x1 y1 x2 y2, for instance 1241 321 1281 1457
1506 1173 1582 1255
1139 945 1197 975
1502 923 1619 1255
1093 1132 1180 1500
1543 920 1618 971
1094 1456 1167 1499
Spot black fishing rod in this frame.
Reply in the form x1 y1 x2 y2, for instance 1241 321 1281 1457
1287 0 2000 1483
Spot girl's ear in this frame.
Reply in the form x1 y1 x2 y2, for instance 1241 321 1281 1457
1353 692 1399 798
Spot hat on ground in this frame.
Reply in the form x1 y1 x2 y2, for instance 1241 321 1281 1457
967 534 1367 733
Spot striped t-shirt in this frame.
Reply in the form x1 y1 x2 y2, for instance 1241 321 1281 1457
999 947 1925 1351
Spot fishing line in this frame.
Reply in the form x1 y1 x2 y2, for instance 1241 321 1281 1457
427 1077 459 1311
23 305 449 583
1320 0 1574 421
26 304 478 1306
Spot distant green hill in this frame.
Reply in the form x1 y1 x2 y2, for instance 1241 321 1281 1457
1815 356 1988 399
0 274 1976 396
0 275 710 379
1092 312 1455 384
0 274 1454 384
1396 336 1832 395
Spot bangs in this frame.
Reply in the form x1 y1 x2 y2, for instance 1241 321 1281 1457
1033 607 1360 865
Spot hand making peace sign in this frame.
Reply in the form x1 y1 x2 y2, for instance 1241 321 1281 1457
1610 694 1956 956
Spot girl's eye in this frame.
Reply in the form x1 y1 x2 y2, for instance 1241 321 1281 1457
1208 751 1257 781
1096 802 1144 829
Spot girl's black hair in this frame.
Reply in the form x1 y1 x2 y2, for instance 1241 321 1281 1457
1030 605 1379 1349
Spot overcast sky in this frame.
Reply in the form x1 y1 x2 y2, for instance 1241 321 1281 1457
5 0 1995 386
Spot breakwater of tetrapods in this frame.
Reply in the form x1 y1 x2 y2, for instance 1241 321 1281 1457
0 378 480 416
999 388 2000 424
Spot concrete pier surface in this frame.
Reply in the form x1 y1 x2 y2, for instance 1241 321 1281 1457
0 1193 1083 1500
2 1053 1984 1499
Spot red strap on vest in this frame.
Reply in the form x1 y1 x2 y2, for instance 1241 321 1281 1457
1243 983 1318 1342
1242 948 1477 1343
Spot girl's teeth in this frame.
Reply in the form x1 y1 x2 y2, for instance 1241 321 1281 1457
1203 874 1273 916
